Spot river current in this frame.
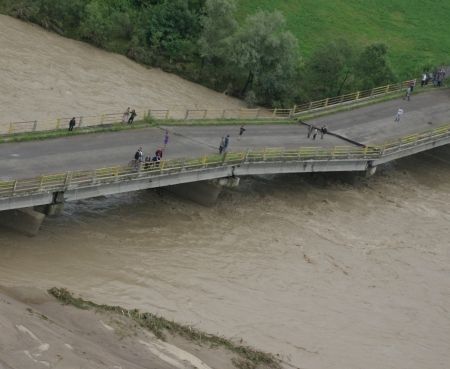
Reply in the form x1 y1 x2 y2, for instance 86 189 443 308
1 148 449 369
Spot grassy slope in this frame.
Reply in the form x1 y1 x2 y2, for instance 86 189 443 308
237 0 450 78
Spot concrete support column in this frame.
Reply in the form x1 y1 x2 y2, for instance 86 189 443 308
168 177 240 206
0 208 46 236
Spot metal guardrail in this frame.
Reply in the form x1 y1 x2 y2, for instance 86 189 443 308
292 80 417 115
1 79 419 136
1 121 449 199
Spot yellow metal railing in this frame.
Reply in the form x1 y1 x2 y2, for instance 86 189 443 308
1 79 422 136
1 121 449 199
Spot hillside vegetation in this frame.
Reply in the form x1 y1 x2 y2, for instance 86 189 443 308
237 0 450 77
1 0 447 107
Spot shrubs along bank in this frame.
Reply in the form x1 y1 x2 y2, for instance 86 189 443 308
1 0 445 107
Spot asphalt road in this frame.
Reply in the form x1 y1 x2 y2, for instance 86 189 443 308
0 88 449 180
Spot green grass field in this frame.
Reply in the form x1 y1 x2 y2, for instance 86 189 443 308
237 0 450 78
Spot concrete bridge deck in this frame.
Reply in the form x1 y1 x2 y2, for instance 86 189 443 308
0 88 449 180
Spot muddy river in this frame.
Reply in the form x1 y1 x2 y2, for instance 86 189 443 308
1 148 449 369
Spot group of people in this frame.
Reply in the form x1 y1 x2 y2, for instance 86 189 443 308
133 146 164 168
307 125 328 140
217 125 246 154
421 68 447 87
122 107 137 124
132 130 169 168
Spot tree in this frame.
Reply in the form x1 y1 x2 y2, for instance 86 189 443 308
230 11 299 106
197 0 238 86
302 39 356 100
354 43 396 89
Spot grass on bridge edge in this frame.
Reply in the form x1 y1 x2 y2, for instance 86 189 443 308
48 287 281 369
1 85 446 145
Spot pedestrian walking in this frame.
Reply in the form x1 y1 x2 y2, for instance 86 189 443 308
307 125 313 138
239 125 246 136
223 134 230 152
163 130 169 147
122 107 130 123
320 125 328 139
219 137 225 154
404 87 411 101
312 128 318 140
409 79 416 92
68 117 76 131
128 109 137 124
394 108 404 122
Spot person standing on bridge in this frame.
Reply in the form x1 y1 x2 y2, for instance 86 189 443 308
394 108 404 122
68 117 76 131
239 125 246 136
128 109 137 124
223 134 230 152
312 128 318 140
307 125 313 138
320 125 328 139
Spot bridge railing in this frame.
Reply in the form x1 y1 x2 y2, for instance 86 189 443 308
0 145 384 198
292 80 416 116
1 121 449 200
1 79 420 136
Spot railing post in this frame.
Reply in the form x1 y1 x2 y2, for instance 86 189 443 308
184 110 189 120
33 120 38 131
64 171 72 188
355 92 360 100
203 110 207 119
56 118 61 129
385 84 390 93
222 109 226 119
12 180 18 195
244 148 251 162
8 122 13 134
202 155 207 168
79 116 83 127
272 108 278 117
148 110 152 119
324 98 329 107
101 114 105 124
39 176 44 190
165 110 170 119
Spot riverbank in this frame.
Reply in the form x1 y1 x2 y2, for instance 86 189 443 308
0 286 280 369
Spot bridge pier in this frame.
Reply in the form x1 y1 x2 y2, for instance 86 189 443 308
168 177 240 206
366 162 377 177
0 207 46 236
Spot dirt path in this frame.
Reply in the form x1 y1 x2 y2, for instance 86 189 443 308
0 15 244 124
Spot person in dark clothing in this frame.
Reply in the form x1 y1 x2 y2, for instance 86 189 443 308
223 134 230 152
155 148 163 159
239 125 246 136
219 137 225 154
69 117 76 131
307 125 313 138
128 109 137 124
320 125 328 139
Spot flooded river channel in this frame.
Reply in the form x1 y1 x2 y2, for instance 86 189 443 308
1 148 449 369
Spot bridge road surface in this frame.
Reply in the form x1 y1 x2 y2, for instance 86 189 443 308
0 89 449 180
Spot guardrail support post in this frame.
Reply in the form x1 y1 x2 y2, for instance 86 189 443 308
56 119 61 129
64 171 72 188
33 120 38 131
355 92 360 100
79 116 83 127
222 109 226 119
9 123 13 134
184 110 189 120
203 110 208 119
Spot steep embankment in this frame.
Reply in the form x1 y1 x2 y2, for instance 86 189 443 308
237 0 450 77
0 15 244 124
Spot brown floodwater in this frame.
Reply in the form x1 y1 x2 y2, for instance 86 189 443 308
1 148 449 369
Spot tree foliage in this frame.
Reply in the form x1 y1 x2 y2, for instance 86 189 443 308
0 0 402 107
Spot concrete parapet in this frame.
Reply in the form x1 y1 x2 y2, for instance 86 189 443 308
0 207 46 236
